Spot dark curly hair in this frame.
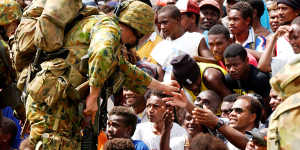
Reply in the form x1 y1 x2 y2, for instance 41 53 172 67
104 138 135 150
108 106 137 136
190 133 228 150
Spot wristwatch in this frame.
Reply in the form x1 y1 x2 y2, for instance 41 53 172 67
215 119 225 130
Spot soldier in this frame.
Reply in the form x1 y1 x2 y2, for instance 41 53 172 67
13 0 179 149
0 0 24 121
0 0 22 42
267 56 300 150
0 0 22 87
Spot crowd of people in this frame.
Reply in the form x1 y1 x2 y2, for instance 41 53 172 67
0 0 300 149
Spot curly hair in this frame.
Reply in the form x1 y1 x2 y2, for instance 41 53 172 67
104 138 135 150
108 106 137 136
190 133 228 150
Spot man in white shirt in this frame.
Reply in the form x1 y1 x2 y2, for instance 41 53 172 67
151 5 214 81
132 90 188 150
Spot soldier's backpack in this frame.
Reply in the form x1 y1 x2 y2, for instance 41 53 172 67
12 1 98 72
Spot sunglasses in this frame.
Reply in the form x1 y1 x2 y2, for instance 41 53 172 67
221 109 233 114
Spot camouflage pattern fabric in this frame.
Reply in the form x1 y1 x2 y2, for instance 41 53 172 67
26 58 83 149
84 13 152 94
0 0 22 26
270 55 300 99
268 56 300 150
12 0 83 71
118 0 155 35
267 92 300 150
26 11 153 148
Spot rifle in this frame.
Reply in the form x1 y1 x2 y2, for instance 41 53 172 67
80 81 108 150
19 47 42 137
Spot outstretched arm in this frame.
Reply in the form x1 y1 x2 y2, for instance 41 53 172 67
163 89 195 114
192 107 249 149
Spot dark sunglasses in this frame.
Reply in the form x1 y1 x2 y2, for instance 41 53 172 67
222 109 233 114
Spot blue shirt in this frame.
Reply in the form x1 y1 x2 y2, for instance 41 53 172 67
133 140 149 150
2 107 22 149
260 0 271 31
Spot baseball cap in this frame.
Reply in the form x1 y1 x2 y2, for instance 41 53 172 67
171 54 200 86
270 55 300 99
175 0 200 14
199 0 221 13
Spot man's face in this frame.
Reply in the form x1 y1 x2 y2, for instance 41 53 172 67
229 99 256 132
146 95 166 123
194 92 219 113
228 9 250 35
289 24 300 54
158 12 179 39
180 13 194 32
106 115 131 140
123 89 145 107
225 56 249 80
221 101 234 119
183 112 202 137
278 3 299 25
269 10 280 32
269 89 282 111
199 5 220 30
208 34 231 61
120 23 138 49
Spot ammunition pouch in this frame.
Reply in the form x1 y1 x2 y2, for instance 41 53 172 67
79 54 89 77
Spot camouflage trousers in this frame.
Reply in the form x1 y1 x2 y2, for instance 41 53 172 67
25 58 86 149
34 133 81 150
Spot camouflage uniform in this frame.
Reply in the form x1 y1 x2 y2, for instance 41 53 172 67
14 0 155 149
0 0 22 108
0 0 22 26
0 0 21 79
268 56 300 150
13 0 83 72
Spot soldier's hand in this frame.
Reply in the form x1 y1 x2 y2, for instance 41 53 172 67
84 94 98 124
84 86 101 124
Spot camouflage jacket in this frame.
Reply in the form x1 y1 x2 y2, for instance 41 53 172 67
26 12 152 146
267 92 300 150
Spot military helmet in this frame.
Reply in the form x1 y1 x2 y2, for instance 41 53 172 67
270 55 300 100
0 0 22 26
117 0 154 35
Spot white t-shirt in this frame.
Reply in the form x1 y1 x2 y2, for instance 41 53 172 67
132 122 188 150
275 36 295 59
151 32 203 81
226 141 240 150
271 36 296 76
